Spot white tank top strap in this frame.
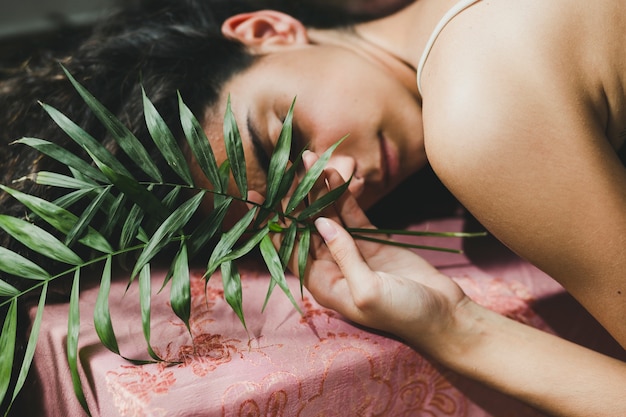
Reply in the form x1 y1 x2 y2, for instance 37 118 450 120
417 0 481 94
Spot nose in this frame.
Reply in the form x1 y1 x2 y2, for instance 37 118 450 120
325 155 364 198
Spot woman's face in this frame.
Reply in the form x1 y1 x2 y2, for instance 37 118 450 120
197 43 426 211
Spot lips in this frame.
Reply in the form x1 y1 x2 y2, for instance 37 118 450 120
379 132 399 187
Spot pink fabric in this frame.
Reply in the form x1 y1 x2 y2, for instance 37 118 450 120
25 217 625 416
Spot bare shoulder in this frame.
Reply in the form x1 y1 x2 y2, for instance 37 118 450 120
419 0 626 345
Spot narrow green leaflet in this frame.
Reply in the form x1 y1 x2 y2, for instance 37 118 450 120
131 191 205 279
142 89 194 186
52 188 92 211
170 243 191 332
69 166 97 186
187 197 232 259
65 185 112 249
221 261 246 330
94 256 120 355
119 204 145 250
92 156 167 223
297 226 311 296
259 234 301 314
138 263 161 361
296 179 350 221
100 192 126 239
0 215 83 265
0 248 49 284
14 137 108 183
40 102 133 178
285 136 347 214
275 154 302 207
61 66 162 183
264 221 297 303
265 98 296 208
209 226 270 276
0 298 17 408
0 279 19 297
223 96 247 199
178 92 222 192
278 222 297 268
205 207 258 278
67 270 90 415
24 171 96 190
161 186 182 211
214 160 231 207
9 281 48 412
0 185 112 254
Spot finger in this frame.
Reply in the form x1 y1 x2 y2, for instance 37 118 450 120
313 217 382 309
324 168 375 231
302 150 337 215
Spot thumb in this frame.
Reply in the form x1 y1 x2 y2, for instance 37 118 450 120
314 217 372 280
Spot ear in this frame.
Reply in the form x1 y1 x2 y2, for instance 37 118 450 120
221 10 309 53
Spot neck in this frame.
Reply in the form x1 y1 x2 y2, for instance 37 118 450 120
306 0 458 98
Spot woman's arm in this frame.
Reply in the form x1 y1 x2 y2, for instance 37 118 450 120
423 40 626 347
306 167 626 417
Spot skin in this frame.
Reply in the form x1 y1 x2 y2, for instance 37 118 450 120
190 0 626 414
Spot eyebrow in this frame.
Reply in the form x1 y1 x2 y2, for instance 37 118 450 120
246 109 271 175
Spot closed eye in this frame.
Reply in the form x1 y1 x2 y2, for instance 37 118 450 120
246 111 271 175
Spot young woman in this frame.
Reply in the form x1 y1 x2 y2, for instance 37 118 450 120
2 0 625 415
209 1 626 416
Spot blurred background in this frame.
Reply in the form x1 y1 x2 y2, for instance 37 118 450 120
1 0 119 39
0 0 121 65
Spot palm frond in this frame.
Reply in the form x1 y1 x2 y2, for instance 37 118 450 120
0 68 482 417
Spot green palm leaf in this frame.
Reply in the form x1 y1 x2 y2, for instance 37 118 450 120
223 96 247 199
0 246 50 280
142 88 194 186
119 203 145 250
24 171 96 190
205 207 258 278
221 261 246 330
265 98 296 208
278 222 297 268
61 66 162 183
131 191 205 279
0 279 20 297
285 136 346 214
90 153 167 223
67 269 91 415
7 282 48 413
264 221 297 303
138 263 161 361
170 242 191 332
0 299 17 408
100 192 126 239
14 137 108 183
187 197 232 259
178 92 222 192
0 215 83 265
296 179 350 221
93 256 119 355
0 185 113 254
297 226 311 296
40 102 133 178
259 234 301 314
65 185 112 250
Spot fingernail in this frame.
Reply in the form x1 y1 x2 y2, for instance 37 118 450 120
315 218 337 242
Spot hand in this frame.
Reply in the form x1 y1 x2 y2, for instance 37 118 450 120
298 151 469 348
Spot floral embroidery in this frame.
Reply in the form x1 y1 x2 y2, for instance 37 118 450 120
106 365 176 417
221 372 302 417
157 333 242 377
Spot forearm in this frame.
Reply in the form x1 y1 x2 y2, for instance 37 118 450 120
410 299 626 417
